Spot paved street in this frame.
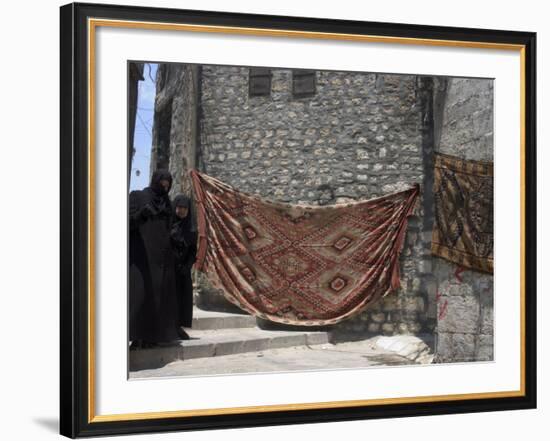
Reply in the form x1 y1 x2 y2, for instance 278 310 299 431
129 338 421 379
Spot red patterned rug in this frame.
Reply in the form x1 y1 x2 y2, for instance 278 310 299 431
191 170 420 326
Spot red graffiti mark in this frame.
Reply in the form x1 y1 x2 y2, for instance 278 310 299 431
454 266 466 283
438 299 449 320
436 289 448 320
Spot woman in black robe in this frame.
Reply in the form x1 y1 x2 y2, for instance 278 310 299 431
170 194 198 340
129 170 180 349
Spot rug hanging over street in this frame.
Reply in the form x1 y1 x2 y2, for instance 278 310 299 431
191 170 420 326
431 152 493 273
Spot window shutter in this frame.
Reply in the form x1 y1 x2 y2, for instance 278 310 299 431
249 68 272 97
293 70 316 97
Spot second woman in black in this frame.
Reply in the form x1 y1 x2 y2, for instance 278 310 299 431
170 194 197 340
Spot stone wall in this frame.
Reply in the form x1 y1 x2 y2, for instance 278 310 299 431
150 63 494 357
433 78 494 362
196 65 433 336
151 64 200 199
128 62 144 179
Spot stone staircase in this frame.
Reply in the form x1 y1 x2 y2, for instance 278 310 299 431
129 307 331 371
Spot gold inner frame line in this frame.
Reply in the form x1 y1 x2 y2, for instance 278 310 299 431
87 17 527 423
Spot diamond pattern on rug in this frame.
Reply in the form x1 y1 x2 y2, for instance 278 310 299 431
191 170 420 325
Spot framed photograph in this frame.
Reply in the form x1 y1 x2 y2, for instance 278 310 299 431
60 1 536 438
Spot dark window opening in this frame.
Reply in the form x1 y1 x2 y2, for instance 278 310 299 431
292 70 316 97
249 68 272 97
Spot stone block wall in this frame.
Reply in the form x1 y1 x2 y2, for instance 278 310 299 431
197 66 433 335
151 64 200 198
433 78 494 362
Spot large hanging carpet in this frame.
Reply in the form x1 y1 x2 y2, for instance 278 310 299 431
432 152 493 273
190 170 420 326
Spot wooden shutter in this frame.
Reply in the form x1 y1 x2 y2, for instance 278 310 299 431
249 68 271 96
292 70 316 97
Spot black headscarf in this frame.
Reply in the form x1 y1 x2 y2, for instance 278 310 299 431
171 194 196 247
147 169 173 216
150 169 173 194
173 194 191 210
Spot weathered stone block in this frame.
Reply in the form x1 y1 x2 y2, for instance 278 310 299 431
438 280 475 297
402 296 423 313
476 334 494 361
451 333 476 361
438 296 480 334
417 258 432 274
435 332 453 363
382 296 398 312
480 301 494 335
371 312 386 323
367 322 380 333
397 323 409 334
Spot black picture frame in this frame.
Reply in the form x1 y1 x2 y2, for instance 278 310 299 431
60 2 537 438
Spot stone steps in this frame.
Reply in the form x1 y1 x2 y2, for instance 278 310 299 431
129 307 332 371
129 326 330 371
191 308 257 330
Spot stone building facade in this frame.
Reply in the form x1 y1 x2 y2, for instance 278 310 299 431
146 62 493 362
432 78 494 362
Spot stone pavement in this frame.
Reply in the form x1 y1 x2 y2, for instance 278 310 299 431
129 307 434 378
129 338 422 379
